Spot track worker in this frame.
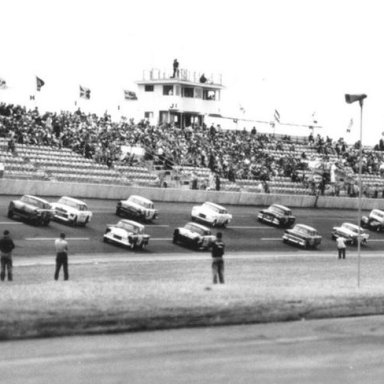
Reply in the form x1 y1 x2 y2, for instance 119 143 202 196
54 232 69 280
0 230 15 281
211 232 225 284
336 236 347 259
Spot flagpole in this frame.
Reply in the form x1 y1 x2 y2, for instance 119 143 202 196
357 99 364 288
345 93 366 288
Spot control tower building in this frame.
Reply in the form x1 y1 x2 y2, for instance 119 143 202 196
136 67 224 127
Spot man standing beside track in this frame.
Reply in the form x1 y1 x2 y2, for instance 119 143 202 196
0 230 15 281
211 232 225 284
54 232 69 280
336 236 347 259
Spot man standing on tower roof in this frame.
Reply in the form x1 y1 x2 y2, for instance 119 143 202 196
172 59 179 78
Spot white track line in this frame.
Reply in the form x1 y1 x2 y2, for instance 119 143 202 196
228 226 272 229
261 237 283 241
150 238 172 241
25 237 90 241
0 222 23 225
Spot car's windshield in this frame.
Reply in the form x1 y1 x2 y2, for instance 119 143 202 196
185 223 210 236
204 203 227 214
270 205 292 216
130 197 154 209
372 210 384 219
59 198 88 211
295 225 317 237
21 196 50 209
117 221 143 234
342 223 361 234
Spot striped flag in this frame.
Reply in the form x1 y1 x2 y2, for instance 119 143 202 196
36 76 45 91
347 118 353 133
79 85 91 99
0 78 7 89
124 90 137 100
312 111 318 124
274 109 280 123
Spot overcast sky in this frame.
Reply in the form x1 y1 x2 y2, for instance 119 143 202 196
1 0 383 144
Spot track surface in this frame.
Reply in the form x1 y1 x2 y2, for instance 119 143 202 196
0 195 383 257
2 316 384 384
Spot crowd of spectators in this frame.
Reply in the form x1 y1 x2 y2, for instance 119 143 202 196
2 102 384 197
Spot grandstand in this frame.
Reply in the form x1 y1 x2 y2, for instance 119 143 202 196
1 102 384 198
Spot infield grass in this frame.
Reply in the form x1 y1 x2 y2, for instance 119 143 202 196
2 252 384 340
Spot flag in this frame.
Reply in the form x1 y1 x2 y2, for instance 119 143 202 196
30 95 35 100
239 105 246 114
274 109 280 123
312 111 318 124
36 76 45 91
124 90 137 100
79 85 91 99
0 78 7 89
347 118 353 133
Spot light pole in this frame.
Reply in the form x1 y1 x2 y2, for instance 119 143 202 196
345 93 367 288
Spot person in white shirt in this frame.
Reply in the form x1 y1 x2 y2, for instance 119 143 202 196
336 236 347 259
54 233 69 280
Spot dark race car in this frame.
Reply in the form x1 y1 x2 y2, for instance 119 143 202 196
173 222 216 251
282 224 322 249
258 204 296 227
116 195 158 222
361 209 384 232
8 195 54 226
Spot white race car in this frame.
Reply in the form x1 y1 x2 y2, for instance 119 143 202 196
191 202 232 227
173 222 216 250
331 222 369 245
103 219 150 250
51 196 93 226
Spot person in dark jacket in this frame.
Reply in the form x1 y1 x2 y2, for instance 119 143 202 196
0 230 15 281
211 232 225 284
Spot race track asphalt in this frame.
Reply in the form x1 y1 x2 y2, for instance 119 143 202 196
0 195 383 257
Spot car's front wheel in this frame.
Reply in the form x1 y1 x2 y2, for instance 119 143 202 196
7 209 14 219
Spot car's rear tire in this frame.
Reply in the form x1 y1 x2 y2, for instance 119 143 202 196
7 209 14 219
72 217 78 227
116 207 121 216
103 236 109 243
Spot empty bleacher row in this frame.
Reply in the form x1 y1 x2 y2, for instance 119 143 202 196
0 139 160 186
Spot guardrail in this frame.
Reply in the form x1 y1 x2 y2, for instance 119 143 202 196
1 178 384 210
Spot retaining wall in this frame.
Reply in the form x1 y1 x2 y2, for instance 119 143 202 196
1 178 384 210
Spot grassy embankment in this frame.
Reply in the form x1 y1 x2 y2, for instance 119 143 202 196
2 253 384 340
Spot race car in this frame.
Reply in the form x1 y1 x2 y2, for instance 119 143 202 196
173 222 216 250
51 196 93 226
7 195 54 226
361 209 384 232
116 195 158 222
258 204 296 227
191 202 232 227
282 224 322 249
331 222 369 245
103 219 150 250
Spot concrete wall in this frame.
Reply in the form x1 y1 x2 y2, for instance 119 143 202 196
1 178 384 210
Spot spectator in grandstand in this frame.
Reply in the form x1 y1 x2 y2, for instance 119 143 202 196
54 232 69 281
0 230 15 282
